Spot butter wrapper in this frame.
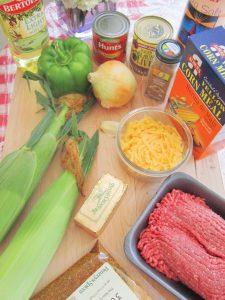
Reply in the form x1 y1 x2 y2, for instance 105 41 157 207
74 173 127 236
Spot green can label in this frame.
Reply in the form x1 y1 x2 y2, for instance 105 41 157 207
130 16 173 76
130 31 156 76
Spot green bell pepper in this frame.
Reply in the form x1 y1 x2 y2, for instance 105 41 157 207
37 37 92 98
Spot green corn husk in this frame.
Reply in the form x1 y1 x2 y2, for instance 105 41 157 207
0 96 95 242
0 130 99 300
0 107 67 242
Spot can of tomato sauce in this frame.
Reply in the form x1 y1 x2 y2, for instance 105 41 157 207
92 11 130 65
130 16 173 76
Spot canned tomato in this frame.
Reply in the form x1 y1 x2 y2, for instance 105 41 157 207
130 16 173 76
92 11 130 64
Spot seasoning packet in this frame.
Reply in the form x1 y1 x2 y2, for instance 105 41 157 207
32 242 151 300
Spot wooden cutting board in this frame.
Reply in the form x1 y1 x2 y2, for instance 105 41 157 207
1 69 224 299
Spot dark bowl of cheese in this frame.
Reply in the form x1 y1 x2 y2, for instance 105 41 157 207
116 107 193 179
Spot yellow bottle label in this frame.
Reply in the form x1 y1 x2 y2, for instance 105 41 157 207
0 0 48 53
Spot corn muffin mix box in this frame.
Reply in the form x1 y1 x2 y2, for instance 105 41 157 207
167 26 225 159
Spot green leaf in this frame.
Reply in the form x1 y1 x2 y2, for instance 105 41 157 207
23 71 43 82
24 72 31 92
71 113 78 140
0 150 21 179
23 71 43 93
26 109 55 148
0 149 37 241
77 95 96 122
82 130 99 177
23 71 57 112
40 80 56 112
35 91 51 110
58 95 96 140
78 131 90 163
58 118 72 141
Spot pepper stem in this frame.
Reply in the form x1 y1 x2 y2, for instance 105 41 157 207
52 40 71 65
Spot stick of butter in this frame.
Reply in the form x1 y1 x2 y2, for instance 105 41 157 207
74 173 127 236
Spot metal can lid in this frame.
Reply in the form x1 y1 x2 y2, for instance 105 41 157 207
93 11 130 38
156 39 184 64
134 16 173 44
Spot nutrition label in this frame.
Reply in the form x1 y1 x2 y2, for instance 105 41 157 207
67 263 138 300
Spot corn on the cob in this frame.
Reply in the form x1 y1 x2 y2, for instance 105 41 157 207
0 130 99 300
0 107 68 242
175 108 200 123
0 96 95 242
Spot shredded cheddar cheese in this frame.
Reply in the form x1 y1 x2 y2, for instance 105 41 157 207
120 116 184 171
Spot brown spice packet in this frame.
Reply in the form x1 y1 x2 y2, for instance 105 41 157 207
32 242 151 300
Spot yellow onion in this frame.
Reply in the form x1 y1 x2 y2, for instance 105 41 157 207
88 60 137 108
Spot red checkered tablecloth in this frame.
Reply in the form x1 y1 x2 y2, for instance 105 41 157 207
0 46 17 155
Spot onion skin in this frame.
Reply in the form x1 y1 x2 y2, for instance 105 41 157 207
88 60 137 108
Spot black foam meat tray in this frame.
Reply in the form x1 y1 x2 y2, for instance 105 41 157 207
124 172 225 300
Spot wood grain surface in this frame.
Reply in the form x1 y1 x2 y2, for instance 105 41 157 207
1 70 224 300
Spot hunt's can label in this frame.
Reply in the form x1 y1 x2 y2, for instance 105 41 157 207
130 16 173 76
92 11 130 65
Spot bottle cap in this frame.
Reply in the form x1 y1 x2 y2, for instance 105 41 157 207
156 39 184 64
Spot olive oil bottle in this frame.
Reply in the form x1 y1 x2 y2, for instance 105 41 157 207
0 0 49 71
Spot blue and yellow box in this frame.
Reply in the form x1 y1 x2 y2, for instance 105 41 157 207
167 26 225 158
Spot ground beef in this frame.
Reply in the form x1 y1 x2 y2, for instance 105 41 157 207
138 189 225 300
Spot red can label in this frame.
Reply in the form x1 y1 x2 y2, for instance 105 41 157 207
93 31 128 64
0 0 40 14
